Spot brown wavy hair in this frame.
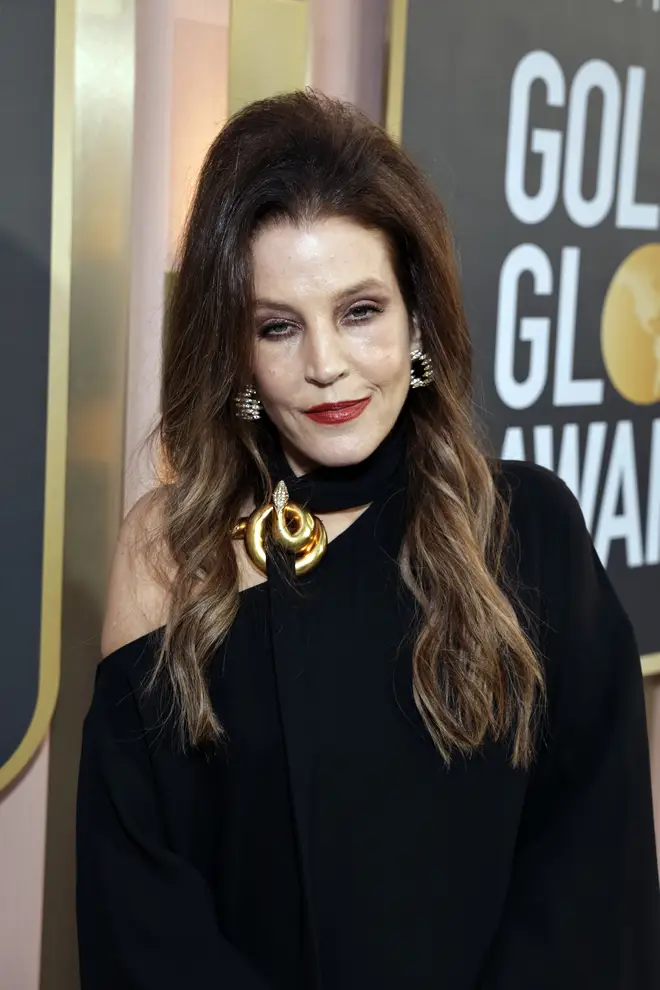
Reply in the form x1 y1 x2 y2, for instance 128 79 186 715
143 89 544 767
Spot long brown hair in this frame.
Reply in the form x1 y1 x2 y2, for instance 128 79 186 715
144 89 544 767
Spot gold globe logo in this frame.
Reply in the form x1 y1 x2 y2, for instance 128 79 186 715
601 243 660 406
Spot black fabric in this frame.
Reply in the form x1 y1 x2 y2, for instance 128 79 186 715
76 459 660 990
263 412 408 514
262 414 409 987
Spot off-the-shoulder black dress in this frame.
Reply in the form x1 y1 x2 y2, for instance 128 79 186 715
76 438 660 989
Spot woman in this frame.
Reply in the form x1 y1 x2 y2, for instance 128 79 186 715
76 91 660 989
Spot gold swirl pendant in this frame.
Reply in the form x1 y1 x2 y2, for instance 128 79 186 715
233 481 328 577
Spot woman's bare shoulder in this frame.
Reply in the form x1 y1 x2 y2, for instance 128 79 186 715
101 488 175 658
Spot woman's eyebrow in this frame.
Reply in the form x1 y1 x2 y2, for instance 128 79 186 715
255 278 389 313
333 278 389 306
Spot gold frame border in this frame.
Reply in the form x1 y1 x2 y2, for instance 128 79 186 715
385 0 409 141
642 653 660 678
227 0 310 116
0 0 74 791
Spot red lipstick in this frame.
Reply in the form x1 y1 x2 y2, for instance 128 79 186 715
304 397 371 425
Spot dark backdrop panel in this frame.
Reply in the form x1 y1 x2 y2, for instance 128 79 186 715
401 0 660 656
0 0 56 769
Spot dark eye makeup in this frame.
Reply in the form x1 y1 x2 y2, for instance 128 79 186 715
257 301 384 339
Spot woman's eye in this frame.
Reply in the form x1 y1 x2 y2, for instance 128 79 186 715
345 303 382 323
258 304 381 337
259 321 293 339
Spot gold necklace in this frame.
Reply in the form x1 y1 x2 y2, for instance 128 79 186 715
232 480 327 577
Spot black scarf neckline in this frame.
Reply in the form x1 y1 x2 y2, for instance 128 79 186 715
260 410 409 990
264 410 409 516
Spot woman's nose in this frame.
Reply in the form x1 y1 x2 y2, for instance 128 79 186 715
303 322 349 387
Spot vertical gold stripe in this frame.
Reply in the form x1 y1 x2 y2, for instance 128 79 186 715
41 2 136 985
642 653 660 678
0 0 75 792
385 0 409 141
228 0 309 115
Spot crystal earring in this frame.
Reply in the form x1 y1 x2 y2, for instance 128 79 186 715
235 385 262 421
410 348 433 389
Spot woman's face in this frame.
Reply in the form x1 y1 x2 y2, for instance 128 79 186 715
250 217 418 475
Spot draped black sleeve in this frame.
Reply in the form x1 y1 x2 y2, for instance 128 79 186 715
76 648 273 990
478 463 660 989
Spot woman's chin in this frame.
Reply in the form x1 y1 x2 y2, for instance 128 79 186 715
294 432 383 471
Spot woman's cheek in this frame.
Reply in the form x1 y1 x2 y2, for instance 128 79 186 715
255 350 295 400
354 340 404 384
353 319 409 365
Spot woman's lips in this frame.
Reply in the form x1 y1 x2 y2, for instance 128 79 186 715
303 397 371 425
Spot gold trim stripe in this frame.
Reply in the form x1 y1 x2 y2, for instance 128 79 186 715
642 653 660 678
0 0 74 791
385 0 409 141
228 0 309 117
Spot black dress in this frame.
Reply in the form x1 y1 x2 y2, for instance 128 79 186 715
76 460 660 989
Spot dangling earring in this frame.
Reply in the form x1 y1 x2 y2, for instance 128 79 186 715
235 385 262 421
410 347 433 389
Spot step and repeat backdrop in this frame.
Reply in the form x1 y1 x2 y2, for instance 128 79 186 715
1 0 658 791
400 0 660 666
